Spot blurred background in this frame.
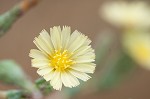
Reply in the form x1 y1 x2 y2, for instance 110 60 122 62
1 0 150 99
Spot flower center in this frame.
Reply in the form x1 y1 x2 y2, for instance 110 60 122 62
51 50 75 71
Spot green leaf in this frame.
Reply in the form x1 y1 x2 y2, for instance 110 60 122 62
0 60 36 92
0 60 27 85
0 60 43 98
6 90 24 99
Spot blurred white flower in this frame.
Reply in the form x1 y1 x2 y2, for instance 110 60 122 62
122 31 150 70
29 26 95 90
100 1 150 28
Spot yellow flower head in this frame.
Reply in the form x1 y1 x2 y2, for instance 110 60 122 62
100 1 150 28
29 26 95 90
122 31 150 70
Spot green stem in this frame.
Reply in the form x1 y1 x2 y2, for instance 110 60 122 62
0 0 40 37
0 5 20 37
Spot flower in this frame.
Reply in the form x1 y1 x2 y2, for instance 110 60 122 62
100 1 150 28
29 26 95 90
122 30 150 70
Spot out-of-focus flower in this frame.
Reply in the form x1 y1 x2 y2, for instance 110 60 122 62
122 31 150 69
100 1 150 28
29 26 95 90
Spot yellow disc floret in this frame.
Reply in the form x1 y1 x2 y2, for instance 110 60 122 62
50 50 75 71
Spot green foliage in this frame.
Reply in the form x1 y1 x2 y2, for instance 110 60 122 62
0 60 27 85
0 6 20 37
6 90 24 99
0 60 35 92
35 78 52 95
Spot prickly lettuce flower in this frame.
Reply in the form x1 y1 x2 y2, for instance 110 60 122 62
29 26 95 90
122 31 150 70
100 1 150 28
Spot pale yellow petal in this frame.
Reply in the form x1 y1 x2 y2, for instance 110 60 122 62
31 59 50 68
65 30 80 50
37 67 53 76
68 30 80 46
61 71 80 88
75 51 95 60
43 70 55 81
69 69 91 81
50 26 61 50
61 26 71 50
52 77 62 90
83 38 91 46
75 59 95 64
29 49 48 59
33 37 51 54
39 29 54 53
71 46 94 59
74 53 95 63
68 32 89 53
70 63 96 73
50 71 62 90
